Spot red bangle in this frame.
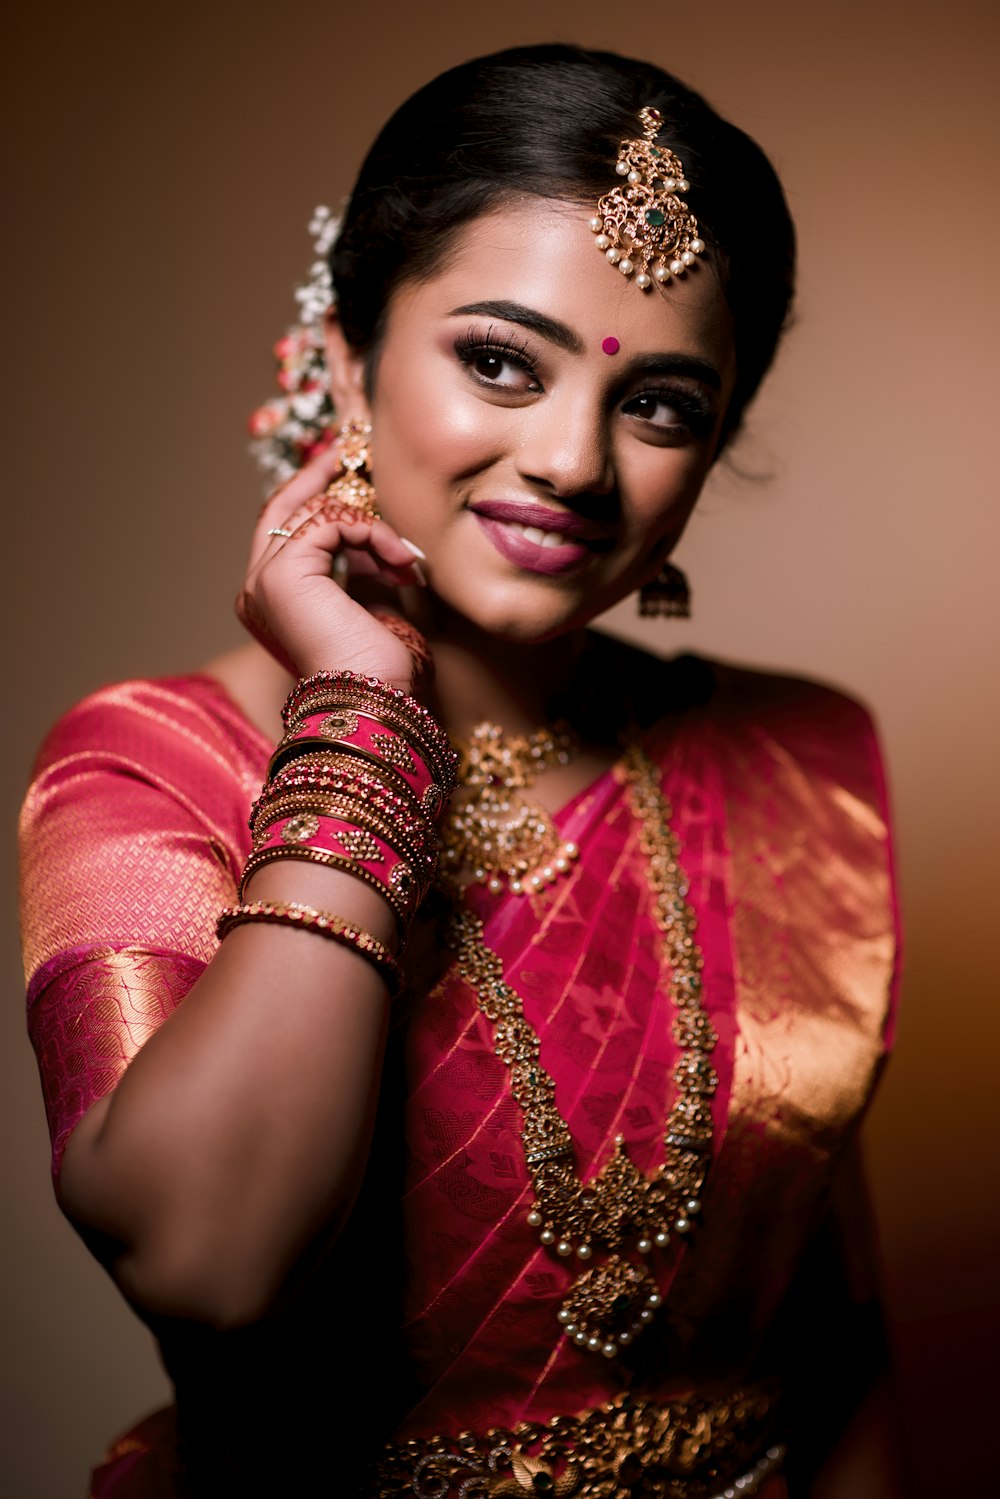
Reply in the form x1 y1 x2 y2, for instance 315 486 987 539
270 711 444 815
251 812 427 911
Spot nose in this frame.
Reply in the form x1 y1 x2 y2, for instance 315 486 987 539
515 391 614 499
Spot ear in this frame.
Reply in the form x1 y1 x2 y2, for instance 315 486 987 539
323 310 371 424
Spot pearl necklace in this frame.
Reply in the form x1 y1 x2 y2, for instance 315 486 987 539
445 740 717 1360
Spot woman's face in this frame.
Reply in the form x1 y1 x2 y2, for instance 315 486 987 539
332 199 737 642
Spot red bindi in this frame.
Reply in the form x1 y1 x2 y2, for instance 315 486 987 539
601 337 620 355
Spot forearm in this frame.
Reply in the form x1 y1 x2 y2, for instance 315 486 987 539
57 860 401 1327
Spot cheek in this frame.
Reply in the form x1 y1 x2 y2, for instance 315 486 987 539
372 366 504 489
626 450 711 544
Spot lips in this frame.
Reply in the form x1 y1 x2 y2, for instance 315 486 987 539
469 499 614 577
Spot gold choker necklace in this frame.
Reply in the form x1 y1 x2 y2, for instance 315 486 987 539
440 719 582 895
445 740 717 1359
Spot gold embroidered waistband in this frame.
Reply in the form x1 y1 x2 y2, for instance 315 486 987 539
374 1384 784 1498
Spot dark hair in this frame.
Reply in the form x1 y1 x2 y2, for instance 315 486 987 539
331 44 795 444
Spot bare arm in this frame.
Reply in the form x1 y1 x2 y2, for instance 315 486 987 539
57 860 398 1328
53 443 430 1329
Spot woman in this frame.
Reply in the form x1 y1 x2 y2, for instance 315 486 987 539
19 44 900 1498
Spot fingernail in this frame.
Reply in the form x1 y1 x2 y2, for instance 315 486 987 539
400 537 427 561
409 561 428 587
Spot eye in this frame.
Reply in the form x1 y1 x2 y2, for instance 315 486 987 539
454 327 542 393
622 386 714 441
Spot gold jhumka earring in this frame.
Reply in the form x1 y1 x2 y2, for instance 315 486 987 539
638 561 691 619
324 419 380 519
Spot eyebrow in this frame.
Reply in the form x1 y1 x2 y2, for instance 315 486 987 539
449 301 584 354
627 352 723 391
448 300 722 389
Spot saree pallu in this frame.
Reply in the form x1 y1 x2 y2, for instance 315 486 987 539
18 658 899 1496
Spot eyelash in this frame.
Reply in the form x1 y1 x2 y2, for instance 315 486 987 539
624 385 715 439
453 326 714 437
454 327 540 386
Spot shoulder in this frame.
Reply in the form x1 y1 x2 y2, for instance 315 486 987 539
29 673 271 790
591 633 890 824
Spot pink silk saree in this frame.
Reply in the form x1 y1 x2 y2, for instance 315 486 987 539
19 656 899 1496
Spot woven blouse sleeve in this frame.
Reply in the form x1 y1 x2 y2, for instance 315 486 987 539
18 678 266 1175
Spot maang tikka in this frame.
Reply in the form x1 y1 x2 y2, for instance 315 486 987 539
590 107 704 291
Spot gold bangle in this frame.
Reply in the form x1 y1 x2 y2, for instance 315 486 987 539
237 845 414 929
216 900 401 995
251 794 436 874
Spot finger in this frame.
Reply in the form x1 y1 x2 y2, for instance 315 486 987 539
247 445 350 572
288 510 427 578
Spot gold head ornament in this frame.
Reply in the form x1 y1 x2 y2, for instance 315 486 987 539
590 107 705 291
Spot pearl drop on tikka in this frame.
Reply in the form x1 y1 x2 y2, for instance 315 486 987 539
526 1209 543 1228
556 1240 573 1257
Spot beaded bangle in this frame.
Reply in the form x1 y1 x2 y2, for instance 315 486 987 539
256 751 431 829
281 671 457 794
216 900 401 995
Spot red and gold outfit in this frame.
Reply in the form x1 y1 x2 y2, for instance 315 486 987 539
19 651 899 1496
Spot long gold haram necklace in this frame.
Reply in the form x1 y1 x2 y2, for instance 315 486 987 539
444 739 718 1360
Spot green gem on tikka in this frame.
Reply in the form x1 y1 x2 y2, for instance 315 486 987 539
645 208 666 227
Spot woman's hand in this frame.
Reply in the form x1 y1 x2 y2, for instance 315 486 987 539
237 443 426 691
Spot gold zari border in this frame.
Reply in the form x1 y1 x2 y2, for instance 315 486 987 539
373 1384 782 1498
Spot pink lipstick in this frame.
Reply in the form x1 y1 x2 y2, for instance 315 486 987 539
470 499 613 577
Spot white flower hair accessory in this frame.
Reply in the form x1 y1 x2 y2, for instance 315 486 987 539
248 206 341 487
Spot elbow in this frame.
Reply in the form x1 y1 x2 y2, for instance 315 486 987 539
112 1239 298 1332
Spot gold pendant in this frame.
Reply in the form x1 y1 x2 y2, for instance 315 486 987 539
556 1256 662 1360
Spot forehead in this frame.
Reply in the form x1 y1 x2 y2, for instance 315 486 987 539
389 198 735 374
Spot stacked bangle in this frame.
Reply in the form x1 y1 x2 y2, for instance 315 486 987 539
281 670 457 799
234 671 458 942
216 900 402 995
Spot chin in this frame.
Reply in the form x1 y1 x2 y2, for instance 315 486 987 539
438 577 615 644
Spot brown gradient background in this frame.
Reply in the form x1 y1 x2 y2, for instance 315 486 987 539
3 1 998 1492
